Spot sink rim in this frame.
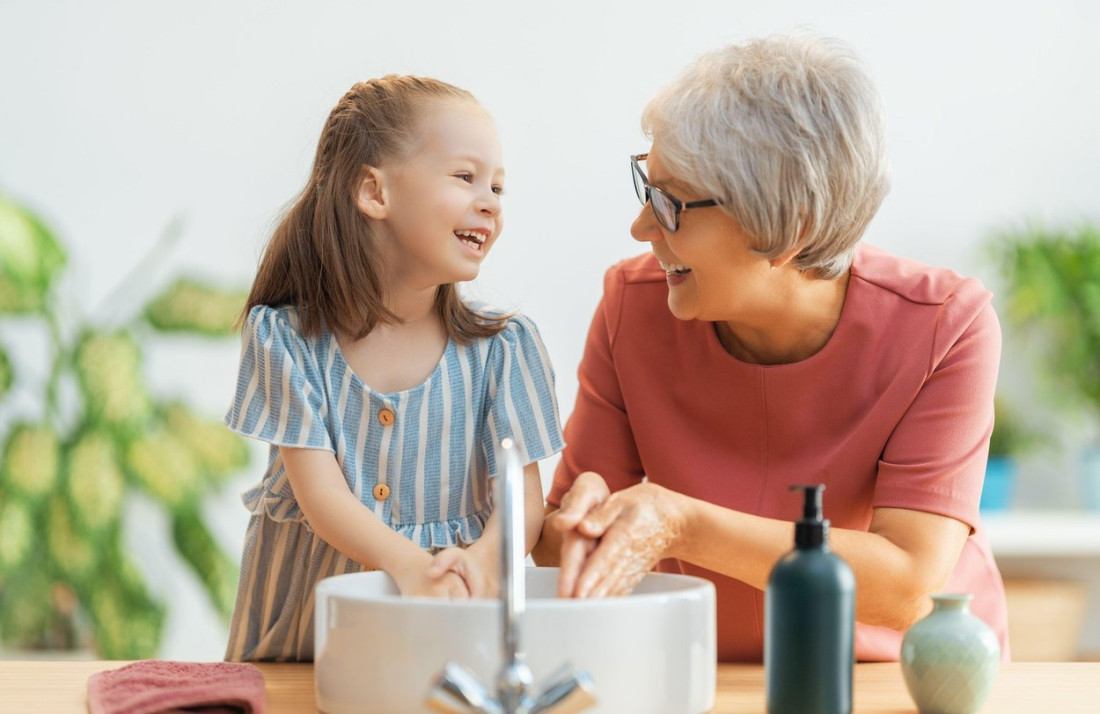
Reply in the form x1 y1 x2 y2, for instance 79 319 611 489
316 566 715 611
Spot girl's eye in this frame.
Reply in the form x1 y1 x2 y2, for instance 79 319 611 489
455 172 473 183
492 185 505 196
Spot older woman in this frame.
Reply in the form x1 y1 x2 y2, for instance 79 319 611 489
532 33 1009 662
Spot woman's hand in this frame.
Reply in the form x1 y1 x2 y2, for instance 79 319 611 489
427 544 500 598
552 473 688 599
546 471 608 597
388 550 471 599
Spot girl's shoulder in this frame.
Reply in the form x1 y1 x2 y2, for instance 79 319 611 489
243 303 311 338
462 299 546 345
241 303 329 356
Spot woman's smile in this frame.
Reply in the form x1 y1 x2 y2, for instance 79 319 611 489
658 258 693 285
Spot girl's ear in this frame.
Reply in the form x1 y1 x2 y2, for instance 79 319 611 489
356 166 388 219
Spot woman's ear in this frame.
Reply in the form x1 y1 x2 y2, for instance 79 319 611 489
770 244 802 269
356 166 388 219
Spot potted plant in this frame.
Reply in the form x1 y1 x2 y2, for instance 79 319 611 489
0 191 250 657
987 220 1100 509
982 396 1044 511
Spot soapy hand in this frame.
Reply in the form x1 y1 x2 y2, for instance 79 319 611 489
552 473 685 598
427 544 500 598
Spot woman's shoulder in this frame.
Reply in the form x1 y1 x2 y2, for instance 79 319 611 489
596 252 672 314
850 243 992 310
603 252 666 290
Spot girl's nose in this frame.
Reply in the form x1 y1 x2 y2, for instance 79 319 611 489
630 204 663 243
476 188 502 216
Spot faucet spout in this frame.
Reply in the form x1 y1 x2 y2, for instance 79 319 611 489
426 438 596 714
497 438 533 710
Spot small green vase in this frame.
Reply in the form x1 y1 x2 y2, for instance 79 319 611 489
900 593 1000 714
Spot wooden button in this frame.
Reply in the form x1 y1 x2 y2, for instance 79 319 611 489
378 408 395 426
373 483 390 501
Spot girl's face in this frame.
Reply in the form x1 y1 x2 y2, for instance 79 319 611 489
630 142 775 325
366 100 505 291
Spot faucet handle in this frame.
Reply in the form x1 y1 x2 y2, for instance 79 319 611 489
426 661 503 714
530 662 598 714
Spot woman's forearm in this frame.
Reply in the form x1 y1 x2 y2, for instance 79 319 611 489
674 493 969 630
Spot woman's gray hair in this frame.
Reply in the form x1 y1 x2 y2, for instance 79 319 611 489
642 33 890 279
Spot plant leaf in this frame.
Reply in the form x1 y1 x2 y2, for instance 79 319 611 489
170 502 238 620
144 278 247 336
0 344 11 402
0 194 67 314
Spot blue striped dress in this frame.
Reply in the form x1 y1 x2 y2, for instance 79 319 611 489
223 303 564 661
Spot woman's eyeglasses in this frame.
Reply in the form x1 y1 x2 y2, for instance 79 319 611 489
631 153 720 233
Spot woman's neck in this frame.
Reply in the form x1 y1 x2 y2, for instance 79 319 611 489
715 269 850 365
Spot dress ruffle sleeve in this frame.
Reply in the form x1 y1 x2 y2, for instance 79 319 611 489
481 312 565 475
224 305 334 452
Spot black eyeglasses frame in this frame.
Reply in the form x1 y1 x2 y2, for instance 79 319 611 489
630 153 720 232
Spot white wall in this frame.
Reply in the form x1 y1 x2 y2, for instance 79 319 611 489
2 1 1098 659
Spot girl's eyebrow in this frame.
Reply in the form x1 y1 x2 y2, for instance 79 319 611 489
452 154 505 178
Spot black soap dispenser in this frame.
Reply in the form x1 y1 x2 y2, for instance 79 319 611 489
765 484 855 714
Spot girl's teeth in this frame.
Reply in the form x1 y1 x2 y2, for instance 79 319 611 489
456 231 484 251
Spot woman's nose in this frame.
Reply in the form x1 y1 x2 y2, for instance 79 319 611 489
630 204 663 243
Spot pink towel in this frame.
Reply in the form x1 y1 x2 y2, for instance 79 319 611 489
87 660 265 714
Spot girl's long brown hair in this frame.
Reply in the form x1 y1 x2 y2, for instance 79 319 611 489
243 75 508 342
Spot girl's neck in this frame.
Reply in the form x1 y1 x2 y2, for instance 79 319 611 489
384 285 440 325
335 286 448 394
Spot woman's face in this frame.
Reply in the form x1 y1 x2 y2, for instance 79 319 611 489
630 143 775 324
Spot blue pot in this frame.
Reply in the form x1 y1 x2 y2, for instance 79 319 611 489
1081 446 1100 510
980 456 1016 512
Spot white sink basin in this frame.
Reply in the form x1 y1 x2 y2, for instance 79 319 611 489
315 566 716 713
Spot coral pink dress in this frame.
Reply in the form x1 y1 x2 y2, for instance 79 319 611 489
549 244 1009 662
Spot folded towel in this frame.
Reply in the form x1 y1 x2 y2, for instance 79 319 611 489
87 660 265 714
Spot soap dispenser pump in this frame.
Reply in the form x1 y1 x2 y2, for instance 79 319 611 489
765 484 855 714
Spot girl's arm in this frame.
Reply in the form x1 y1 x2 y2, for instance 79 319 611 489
431 461 545 597
281 445 469 598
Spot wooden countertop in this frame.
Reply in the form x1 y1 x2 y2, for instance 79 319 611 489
3 660 1098 712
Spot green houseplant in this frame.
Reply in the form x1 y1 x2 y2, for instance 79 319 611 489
988 220 1100 508
0 192 250 657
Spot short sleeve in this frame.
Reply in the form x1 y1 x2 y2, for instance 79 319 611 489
481 313 565 476
547 263 646 506
872 290 1002 530
224 305 334 452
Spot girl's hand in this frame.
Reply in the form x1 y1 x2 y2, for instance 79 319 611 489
389 551 471 599
428 545 500 598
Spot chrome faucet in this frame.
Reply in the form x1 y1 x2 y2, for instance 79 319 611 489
426 438 597 714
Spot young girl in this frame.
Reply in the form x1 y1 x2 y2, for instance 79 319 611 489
223 76 563 662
